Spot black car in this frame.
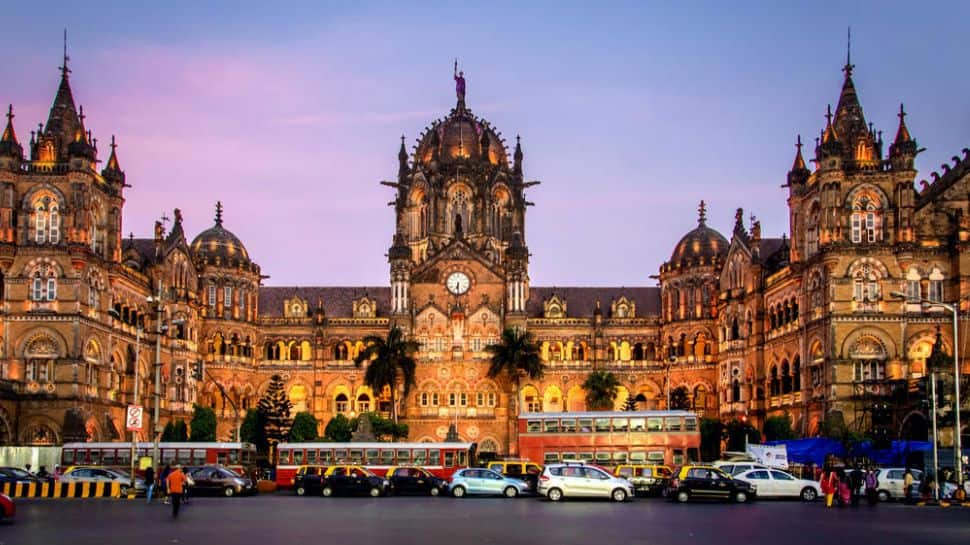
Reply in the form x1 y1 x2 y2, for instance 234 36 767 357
293 465 328 496
667 465 756 503
386 466 447 496
321 466 389 498
185 465 256 497
0 467 46 486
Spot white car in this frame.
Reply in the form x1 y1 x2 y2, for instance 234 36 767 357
713 461 770 476
735 468 821 501
60 466 146 496
873 468 922 502
538 462 636 502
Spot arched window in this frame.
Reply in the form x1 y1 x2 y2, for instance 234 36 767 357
356 393 371 413
730 317 740 340
792 356 801 392
852 263 880 307
928 268 944 302
781 360 792 394
731 379 741 403
632 343 644 361
806 203 820 257
850 192 882 243
769 366 780 397
30 266 57 301
335 393 349 413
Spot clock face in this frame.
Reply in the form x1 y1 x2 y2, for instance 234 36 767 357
446 272 471 295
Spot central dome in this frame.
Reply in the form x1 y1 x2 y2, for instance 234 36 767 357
191 202 251 266
413 107 509 167
668 201 728 267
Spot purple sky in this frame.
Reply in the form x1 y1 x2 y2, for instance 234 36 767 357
3 2 970 287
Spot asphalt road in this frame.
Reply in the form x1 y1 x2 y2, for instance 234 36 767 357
3 494 969 545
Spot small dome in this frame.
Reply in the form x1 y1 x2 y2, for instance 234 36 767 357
190 202 251 266
414 108 508 167
668 201 728 266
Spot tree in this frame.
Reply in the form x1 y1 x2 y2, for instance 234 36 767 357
354 326 420 423
583 371 620 410
621 394 639 412
240 408 268 452
357 412 408 441
669 386 690 410
289 412 319 442
486 328 544 446
257 374 293 449
764 414 796 441
324 414 353 442
160 421 177 442
168 420 188 441
189 404 217 442
724 419 760 452
700 418 723 462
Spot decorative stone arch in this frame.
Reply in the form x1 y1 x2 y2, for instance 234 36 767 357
478 437 500 454
19 328 66 359
840 327 896 359
287 381 312 414
842 256 891 279
520 384 540 413
905 329 949 378
565 385 585 412
18 415 60 446
542 385 563 412
843 183 891 211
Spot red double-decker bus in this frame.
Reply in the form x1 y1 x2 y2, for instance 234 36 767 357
275 442 476 488
517 410 700 467
60 442 257 476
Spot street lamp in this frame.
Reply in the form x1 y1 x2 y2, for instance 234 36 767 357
108 307 142 492
890 291 963 490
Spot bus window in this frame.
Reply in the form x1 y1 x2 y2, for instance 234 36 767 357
427 450 441 465
321 450 333 464
544 452 560 464
365 449 379 465
349 449 363 464
647 451 665 462
560 453 576 462
307 450 318 464
629 418 645 432
665 418 683 432
526 420 541 433
612 418 628 432
228 449 239 464
444 451 454 467
672 449 685 465
613 452 628 464
685 417 698 432
457 450 467 466
163 449 177 464
397 449 411 464
578 418 593 432
594 452 611 464
102 450 116 465
647 417 663 431
594 418 611 432
578 452 594 462
617 466 633 477
630 451 647 463
193 449 207 465
334 449 348 463
294 450 305 465
217 452 229 465
117 450 131 465
63 449 75 464
89 449 101 465
177 449 191 465
412 450 426 465
380 450 394 465
543 419 559 433
561 419 577 433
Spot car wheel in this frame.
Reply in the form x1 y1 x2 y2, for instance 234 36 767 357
676 490 690 503
800 487 817 502
296 486 306 496
369 487 382 498
224 487 236 498
452 485 466 498
503 486 518 498
877 490 890 502
322 486 334 497
430 486 440 497
547 488 563 502
611 488 628 502
734 491 748 503
120 485 130 497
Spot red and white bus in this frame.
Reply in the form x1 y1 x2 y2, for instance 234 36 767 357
275 442 476 488
517 410 701 468
61 442 257 476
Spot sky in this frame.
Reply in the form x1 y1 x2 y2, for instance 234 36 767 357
2 1 969 287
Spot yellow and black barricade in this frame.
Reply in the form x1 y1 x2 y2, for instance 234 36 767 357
1 481 122 498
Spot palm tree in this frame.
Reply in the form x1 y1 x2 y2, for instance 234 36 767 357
485 328 544 449
354 326 419 424
583 370 620 410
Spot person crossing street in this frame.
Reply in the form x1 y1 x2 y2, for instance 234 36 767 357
166 464 187 519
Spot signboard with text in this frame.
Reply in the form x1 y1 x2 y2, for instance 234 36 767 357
125 405 144 431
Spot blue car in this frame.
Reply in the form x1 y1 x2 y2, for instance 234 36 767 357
448 468 531 498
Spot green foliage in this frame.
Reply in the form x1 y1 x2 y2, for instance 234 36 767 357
172 420 188 441
764 414 796 441
669 386 690 410
724 419 760 452
357 412 408 441
160 421 177 442
289 412 320 442
583 371 620 410
240 408 267 452
324 414 353 442
621 394 639 412
485 328 544 412
700 418 724 462
257 374 293 446
354 326 420 423
189 404 217 442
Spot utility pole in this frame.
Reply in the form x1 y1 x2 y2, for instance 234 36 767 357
931 372 940 502
151 283 164 467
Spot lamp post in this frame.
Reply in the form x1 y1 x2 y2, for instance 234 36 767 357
147 289 164 468
891 291 963 490
109 308 142 492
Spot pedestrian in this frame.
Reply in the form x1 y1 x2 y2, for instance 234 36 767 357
849 466 864 507
145 466 156 504
864 467 879 506
25 463 32 474
820 466 838 507
166 464 187 519
160 464 172 505
837 469 850 507
36 466 50 479
903 468 914 504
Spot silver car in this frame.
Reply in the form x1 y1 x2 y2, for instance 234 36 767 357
447 468 530 498
60 466 146 495
538 462 635 502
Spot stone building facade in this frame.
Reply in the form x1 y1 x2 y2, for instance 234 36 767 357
0 53 966 455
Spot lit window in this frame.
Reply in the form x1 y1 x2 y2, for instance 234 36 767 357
239 289 246 312
32 272 44 301
224 286 232 308
46 273 57 301
49 206 59 243
850 194 882 244
208 285 216 307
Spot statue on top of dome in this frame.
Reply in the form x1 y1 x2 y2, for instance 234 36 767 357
454 58 466 111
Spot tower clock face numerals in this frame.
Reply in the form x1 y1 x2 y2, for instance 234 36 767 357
446 272 471 295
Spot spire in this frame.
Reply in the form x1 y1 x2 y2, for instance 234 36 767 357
106 135 121 170
843 26 853 77
697 200 707 225
215 201 224 226
733 207 747 238
894 103 912 144
513 134 523 175
2 105 17 144
0 105 23 160
791 134 807 171
68 104 96 160
787 135 810 187
833 29 868 144
822 105 837 143
397 134 409 181
60 28 71 80
45 30 80 159
889 103 918 168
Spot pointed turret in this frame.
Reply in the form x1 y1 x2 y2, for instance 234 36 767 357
102 135 126 185
889 103 919 170
733 207 748 240
68 104 96 161
513 134 523 176
697 200 708 226
0 105 24 161
388 231 412 261
787 135 810 187
42 45 81 161
397 135 409 182
818 105 843 166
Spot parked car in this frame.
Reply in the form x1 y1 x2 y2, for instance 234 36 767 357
448 468 530 498
386 466 447 496
712 461 770 476
0 494 13 522
321 465 389 497
613 464 672 497
667 465 756 503
185 465 256 497
59 466 146 496
292 465 328 496
486 461 543 494
0 467 46 486
538 462 636 502
873 468 923 502
734 468 820 501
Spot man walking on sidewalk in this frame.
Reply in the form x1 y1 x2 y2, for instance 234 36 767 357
145 466 156 504
166 464 187 519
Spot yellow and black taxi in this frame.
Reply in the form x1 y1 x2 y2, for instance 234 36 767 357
292 465 329 496
385 466 447 496
613 464 673 497
486 461 543 493
321 465 389 497
666 465 756 503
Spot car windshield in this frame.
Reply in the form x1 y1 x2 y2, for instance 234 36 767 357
6 469 32 478
111 469 131 478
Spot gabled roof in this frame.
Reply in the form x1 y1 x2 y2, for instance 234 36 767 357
258 287 390 318
526 286 660 318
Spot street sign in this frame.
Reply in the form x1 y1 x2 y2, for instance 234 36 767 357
126 405 144 431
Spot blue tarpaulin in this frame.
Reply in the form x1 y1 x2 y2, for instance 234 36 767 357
763 439 932 467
